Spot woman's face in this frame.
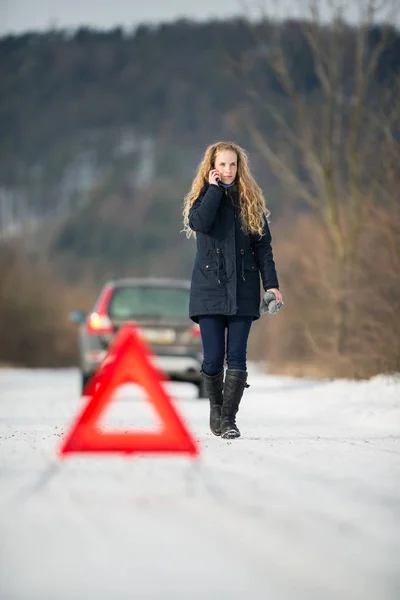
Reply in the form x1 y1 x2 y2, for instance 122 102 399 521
214 150 238 184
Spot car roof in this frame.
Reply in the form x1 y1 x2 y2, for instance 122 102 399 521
107 277 191 290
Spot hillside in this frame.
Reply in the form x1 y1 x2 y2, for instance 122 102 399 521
1 19 398 278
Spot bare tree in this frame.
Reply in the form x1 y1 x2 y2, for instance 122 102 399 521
238 0 400 373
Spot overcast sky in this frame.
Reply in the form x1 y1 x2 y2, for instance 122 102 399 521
0 0 397 35
0 0 264 33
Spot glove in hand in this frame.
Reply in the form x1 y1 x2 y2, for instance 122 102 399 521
260 291 283 315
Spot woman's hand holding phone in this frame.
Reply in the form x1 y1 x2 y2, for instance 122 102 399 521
209 169 221 185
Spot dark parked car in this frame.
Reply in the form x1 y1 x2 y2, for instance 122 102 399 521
70 277 206 398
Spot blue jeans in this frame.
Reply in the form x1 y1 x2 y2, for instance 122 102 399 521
198 315 253 376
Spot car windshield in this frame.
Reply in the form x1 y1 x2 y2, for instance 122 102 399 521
108 286 190 319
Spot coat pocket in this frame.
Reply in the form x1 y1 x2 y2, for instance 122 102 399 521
198 258 219 273
238 254 258 281
244 258 257 272
196 257 223 285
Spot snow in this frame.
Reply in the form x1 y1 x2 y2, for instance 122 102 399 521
0 366 399 600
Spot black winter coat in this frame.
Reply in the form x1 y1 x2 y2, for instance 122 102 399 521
188 182 279 323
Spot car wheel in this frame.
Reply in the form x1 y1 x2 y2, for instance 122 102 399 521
81 372 92 394
197 378 208 399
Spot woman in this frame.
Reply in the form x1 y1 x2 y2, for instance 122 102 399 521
183 141 283 440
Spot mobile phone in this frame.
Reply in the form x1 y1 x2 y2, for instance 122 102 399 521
212 168 221 182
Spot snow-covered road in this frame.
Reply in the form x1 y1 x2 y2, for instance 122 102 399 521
1 367 399 600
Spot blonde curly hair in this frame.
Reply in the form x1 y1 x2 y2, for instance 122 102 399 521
182 141 270 239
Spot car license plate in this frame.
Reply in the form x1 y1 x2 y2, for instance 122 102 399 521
141 328 176 344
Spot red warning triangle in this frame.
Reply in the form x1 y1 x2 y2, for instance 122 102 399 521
59 324 199 457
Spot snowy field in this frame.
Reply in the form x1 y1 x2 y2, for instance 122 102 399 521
0 365 399 600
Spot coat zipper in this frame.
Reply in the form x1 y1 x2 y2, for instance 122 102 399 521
226 188 245 281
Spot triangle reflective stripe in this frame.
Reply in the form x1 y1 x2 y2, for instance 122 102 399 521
59 324 199 457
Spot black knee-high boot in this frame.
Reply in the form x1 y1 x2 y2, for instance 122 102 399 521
220 369 249 439
201 369 224 436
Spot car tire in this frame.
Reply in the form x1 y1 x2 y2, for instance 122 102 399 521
81 372 92 394
197 378 208 400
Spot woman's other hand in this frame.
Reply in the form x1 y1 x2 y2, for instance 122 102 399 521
267 288 283 305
